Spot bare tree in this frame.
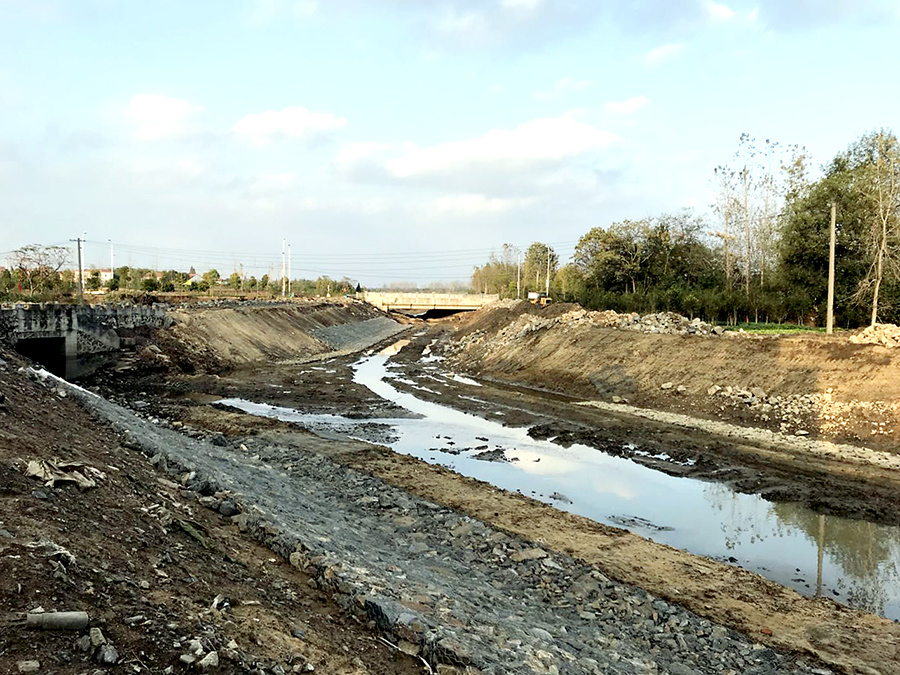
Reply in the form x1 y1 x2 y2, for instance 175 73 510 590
854 131 900 325
10 244 70 295
711 165 738 287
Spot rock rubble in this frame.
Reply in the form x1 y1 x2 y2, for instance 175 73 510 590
53 371 831 675
452 308 722 359
849 323 900 347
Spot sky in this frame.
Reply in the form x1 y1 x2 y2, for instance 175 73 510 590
1 0 899 286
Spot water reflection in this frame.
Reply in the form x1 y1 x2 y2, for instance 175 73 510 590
217 353 900 621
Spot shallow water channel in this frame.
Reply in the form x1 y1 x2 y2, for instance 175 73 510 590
220 351 900 621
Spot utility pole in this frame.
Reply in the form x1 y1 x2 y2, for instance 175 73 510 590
516 249 521 299
109 239 114 283
71 237 84 303
545 248 551 296
826 202 837 335
281 239 286 298
80 234 86 298
288 243 292 298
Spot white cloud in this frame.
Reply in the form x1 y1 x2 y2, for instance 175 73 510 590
384 116 617 178
251 172 298 191
706 1 735 21
433 193 533 215
533 76 594 100
126 94 202 141
232 106 347 145
605 95 650 115
334 141 389 167
644 42 684 66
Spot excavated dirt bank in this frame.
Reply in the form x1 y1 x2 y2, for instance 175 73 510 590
447 301 900 451
154 299 398 372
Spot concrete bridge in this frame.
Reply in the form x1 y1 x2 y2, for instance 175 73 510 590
0 303 169 378
362 292 499 313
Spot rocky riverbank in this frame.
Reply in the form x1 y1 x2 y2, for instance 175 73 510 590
51 369 843 675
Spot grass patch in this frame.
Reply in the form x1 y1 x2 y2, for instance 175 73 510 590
723 322 830 335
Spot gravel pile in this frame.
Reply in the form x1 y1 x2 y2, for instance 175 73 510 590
50 372 831 675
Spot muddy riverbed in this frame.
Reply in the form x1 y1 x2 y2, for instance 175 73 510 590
217 342 900 623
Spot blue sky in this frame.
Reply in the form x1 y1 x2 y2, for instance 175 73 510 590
1 0 898 285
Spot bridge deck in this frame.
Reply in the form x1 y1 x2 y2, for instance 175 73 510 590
361 292 498 312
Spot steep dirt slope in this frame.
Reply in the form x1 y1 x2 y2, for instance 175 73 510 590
155 299 391 372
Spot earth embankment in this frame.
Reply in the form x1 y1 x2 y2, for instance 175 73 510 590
447 301 900 450
154 299 403 372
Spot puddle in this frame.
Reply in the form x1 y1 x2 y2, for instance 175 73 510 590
446 373 482 387
220 354 900 621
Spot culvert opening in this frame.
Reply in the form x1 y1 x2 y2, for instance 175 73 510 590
15 337 67 377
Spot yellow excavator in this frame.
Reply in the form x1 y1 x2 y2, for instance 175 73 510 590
527 292 552 306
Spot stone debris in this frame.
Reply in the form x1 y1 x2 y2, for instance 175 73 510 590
197 650 219 671
449 307 724 362
849 323 900 347
56 376 833 675
89 627 106 647
703 385 897 438
96 643 119 665
496 309 717 343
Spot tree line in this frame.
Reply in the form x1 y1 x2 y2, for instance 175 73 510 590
473 129 900 327
0 254 359 302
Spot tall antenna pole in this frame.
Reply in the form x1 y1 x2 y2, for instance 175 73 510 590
281 239 286 298
109 239 114 280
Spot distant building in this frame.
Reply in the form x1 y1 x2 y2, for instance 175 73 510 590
74 268 114 284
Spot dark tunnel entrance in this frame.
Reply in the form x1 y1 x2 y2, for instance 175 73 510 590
15 337 67 377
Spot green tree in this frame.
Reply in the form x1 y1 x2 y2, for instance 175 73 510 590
853 130 900 324
85 270 102 291
522 242 558 294
471 244 519 297
202 269 221 288
315 275 333 296
778 131 900 326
